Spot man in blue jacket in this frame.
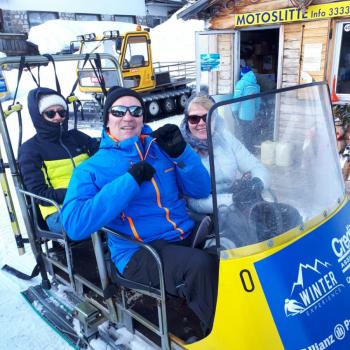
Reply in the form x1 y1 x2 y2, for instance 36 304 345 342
232 66 260 152
61 86 217 336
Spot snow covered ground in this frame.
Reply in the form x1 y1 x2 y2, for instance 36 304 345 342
0 10 200 350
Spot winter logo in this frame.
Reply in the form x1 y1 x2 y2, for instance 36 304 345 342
284 259 344 317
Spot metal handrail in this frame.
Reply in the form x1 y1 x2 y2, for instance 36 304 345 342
17 188 76 290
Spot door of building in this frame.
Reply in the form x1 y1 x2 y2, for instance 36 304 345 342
195 30 236 95
237 27 281 92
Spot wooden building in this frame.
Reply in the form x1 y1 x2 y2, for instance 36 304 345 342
178 0 350 103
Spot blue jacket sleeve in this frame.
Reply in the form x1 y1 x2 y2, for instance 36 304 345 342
171 145 211 199
61 168 140 241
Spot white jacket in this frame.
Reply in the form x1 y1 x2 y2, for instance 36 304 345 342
187 131 269 214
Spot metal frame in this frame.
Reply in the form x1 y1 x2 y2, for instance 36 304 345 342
18 189 76 289
331 20 350 102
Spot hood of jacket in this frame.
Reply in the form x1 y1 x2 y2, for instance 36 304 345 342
28 87 69 141
241 70 258 84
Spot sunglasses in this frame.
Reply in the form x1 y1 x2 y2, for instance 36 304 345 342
43 109 67 119
187 114 207 125
109 105 143 118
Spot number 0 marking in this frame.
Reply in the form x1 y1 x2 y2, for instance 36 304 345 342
240 269 255 292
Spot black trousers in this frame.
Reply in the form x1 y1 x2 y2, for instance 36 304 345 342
239 119 255 153
123 237 218 334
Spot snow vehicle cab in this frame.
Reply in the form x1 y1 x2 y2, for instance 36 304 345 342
0 52 349 350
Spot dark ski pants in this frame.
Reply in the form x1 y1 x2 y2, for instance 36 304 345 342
123 238 218 334
239 119 255 153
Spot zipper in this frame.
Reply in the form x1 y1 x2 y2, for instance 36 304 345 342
58 122 76 168
133 138 185 238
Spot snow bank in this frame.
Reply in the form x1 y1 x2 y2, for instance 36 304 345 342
28 20 145 55
150 12 204 62
27 13 204 62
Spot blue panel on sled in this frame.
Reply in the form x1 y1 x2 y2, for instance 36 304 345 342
255 201 350 350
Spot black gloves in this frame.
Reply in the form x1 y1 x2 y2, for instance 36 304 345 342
128 161 155 186
235 177 264 193
250 177 264 193
232 177 264 211
151 124 186 158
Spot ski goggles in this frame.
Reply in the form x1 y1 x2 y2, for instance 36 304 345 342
187 114 207 125
109 105 144 118
43 109 67 119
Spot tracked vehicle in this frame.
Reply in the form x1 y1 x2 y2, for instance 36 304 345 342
76 29 195 121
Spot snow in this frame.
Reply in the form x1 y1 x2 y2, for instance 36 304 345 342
0 10 192 350
28 20 146 55
27 11 204 61
150 12 204 62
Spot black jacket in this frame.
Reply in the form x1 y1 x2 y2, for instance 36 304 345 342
18 87 99 218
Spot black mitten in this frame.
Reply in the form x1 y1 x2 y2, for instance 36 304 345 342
128 161 155 186
152 124 186 157
232 177 264 211
250 177 264 193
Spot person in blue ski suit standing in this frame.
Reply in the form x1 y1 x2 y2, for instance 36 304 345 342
61 86 218 335
232 66 260 152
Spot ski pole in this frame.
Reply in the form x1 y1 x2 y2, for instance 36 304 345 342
0 145 25 255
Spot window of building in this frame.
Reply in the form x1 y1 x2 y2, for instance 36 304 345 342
333 22 350 100
27 11 58 28
152 18 161 27
114 15 136 24
75 13 101 21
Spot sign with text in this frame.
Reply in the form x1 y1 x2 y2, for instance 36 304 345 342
303 43 323 72
234 1 350 27
200 53 221 72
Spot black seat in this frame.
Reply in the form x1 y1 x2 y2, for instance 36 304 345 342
191 215 214 248
129 55 145 67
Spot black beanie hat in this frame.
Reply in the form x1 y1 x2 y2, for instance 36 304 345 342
103 86 146 127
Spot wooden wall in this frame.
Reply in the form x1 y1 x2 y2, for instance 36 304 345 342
299 20 331 83
282 23 303 87
217 34 234 94
278 19 331 156
281 19 330 87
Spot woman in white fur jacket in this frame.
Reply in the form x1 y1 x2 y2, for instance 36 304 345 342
180 93 270 216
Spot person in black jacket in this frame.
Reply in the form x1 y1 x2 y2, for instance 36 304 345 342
18 87 99 233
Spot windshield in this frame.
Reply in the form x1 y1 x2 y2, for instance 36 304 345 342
79 39 119 68
208 83 344 253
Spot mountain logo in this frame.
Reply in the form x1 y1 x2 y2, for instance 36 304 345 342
284 259 344 317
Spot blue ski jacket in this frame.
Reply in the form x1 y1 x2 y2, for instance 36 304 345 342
61 125 211 273
232 70 261 121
